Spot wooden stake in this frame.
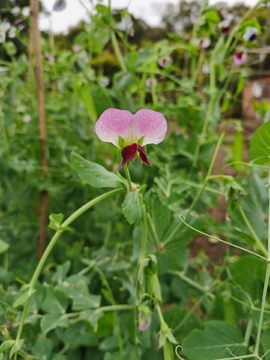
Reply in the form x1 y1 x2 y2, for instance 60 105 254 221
30 0 48 259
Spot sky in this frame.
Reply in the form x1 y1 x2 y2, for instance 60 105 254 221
39 0 256 34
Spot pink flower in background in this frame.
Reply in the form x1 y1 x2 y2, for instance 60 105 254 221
145 78 157 88
195 38 211 49
138 314 152 331
45 54 54 63
233 51 247 66
73 44 82 52
95 108 167 167
158 55 171 68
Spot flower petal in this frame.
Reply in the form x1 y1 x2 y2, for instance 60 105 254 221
233 52 247 66
95 108 134 148
119 143 138 167
138 145 151 167
133 109 167 146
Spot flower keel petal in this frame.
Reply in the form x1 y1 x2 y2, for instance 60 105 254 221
138 146 151 167
119 143 138 167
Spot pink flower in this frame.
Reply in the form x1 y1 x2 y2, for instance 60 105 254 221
233 51 247 66
195 38 211 49
45 54 54 63
95 108 167 167
73 44 81 52
145 78 157 88
138 314 151 331
157 55 171 68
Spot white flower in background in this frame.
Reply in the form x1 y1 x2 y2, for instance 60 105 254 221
22 115 31 123
243 27 258 42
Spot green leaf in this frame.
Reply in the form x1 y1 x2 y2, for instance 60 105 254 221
48 213 64 231
182 321 246 360
262 327 270 360
10 340 24 358
205 10 220 23
80 83 97 123
0 340 14 353
41 285 68 314
0 240 9 254
71 152 125 188
230 256 266 301
41 313 70 333
78 309 103 332
13 289 36 308
248 121 270 164
122 190 142 226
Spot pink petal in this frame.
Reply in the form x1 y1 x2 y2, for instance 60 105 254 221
138 315 152 331
133 109 167 146
119 143 138 167
138 145 151 167
95 108 134 148
233 52 247 66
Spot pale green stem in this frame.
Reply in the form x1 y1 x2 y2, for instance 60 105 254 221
156 303 166 326
151 75 158 105
98 304 135 312
215 355 258 360
139 200 147 259
179 216 267 262
192 51 204 86
193 60 216 167
3 250 8 272
238 205 268 257
244 318 253 347
124 164 132 190
14 188 126 357
111 31 128 74
254 170 270 356
163 132 225 246
168 271 207 294
0 107 8 152
94 266 123 359
147 213 160 250
173 295 205 334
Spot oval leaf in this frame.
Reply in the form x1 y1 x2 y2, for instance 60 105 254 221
249 121 270 164
71 151 125 188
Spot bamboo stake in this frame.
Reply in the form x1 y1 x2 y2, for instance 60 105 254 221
30 0 48 259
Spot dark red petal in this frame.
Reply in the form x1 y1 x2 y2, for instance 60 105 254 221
119 143 138 167
138 145 151 167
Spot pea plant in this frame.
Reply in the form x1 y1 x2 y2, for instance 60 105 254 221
0 0 270 359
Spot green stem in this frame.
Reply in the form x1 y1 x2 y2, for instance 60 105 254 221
244 318 253 347
139 200 147 259
0 107 8 152
179 216 267 262
124 164 132 190
98 304 135 312
3 250 8 272
14 188 126 352
254 170 270 356
238 205 268 257
193 60 216 167
94 266 123 359
147 213 160 250
163 132 225 246
111 31 128 74
254 264 270 356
